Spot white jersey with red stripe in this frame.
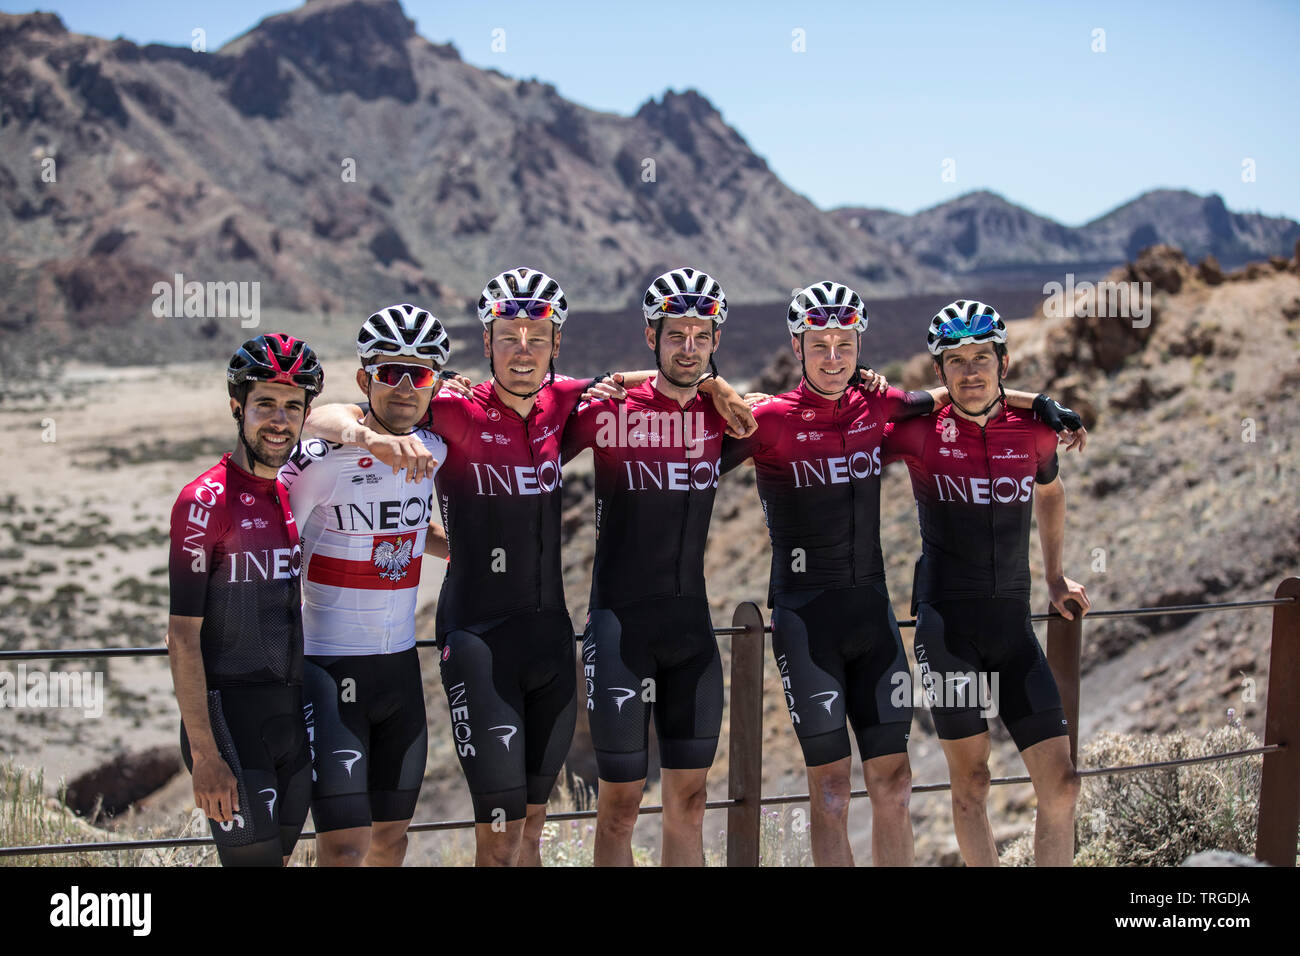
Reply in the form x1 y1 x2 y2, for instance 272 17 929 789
278 430 446 656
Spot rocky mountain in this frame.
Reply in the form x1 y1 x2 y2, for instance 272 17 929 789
0 0 941 369
833 189 1300 284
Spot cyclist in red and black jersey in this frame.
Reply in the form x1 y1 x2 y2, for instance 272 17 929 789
562 267 740 867
883 299 1089 867
722 283 1082 866
167 334 323 866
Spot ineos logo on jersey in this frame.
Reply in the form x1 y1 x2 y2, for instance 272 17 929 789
469 458 562 496
582 639 596 710
933 474 1035 504
621 458 720 492
329 495 434 531
447 681 475 757
789 448 882 488
226 545 302 582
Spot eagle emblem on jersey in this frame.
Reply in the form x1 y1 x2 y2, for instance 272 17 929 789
373 537 414 581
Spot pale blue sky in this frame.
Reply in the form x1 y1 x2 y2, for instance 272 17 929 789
5 0 1297 224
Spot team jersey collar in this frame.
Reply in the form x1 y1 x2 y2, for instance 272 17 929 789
222 451 281 488
482 378 550 422
643 376 702 411
794 378 857 412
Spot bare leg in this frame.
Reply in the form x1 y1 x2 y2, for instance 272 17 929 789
938 733 998 866
863 752 914 866
517 803 549 867
315 826 371 867
474 818 524 867
805 758 853 866
660 767 709 867
593 779 643 867
364 819 411 867
1020 736 1080 867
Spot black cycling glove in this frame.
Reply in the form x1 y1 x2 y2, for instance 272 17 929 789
1032 393 1082 432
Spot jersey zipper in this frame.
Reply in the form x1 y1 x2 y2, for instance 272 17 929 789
979 421 998 597
675 403 689 597
522 412 543 611
838 397 856 586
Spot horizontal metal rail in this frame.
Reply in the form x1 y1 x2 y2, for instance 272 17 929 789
1 596 1292 662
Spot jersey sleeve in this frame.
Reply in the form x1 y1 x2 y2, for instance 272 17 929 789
420 431 449 479
719 400 781 474
561 397 606 464
168 483 226 618
278 438 339 523
1033 423 1061 484
550 374 602 419
878 385 935 423
424 393 473 447
882 415 927 465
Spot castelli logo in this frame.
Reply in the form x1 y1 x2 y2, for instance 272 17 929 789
442 646 451 661
801 410 815 421
358 456 373 469
239 492 255 506
487 408 501 422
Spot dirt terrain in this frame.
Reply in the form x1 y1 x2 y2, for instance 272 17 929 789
1 245 1297 864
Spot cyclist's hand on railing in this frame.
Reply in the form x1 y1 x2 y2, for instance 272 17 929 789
191 753 239 824
582 373 628 403
1048 576 1091 620
362 431 439 483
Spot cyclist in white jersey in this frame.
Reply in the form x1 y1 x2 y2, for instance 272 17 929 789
278 304 450 866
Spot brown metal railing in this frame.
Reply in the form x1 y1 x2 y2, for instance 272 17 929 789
1 578 1296 864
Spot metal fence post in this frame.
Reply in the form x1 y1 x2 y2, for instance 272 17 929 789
1256 577 1300 866
1045 599 1083 766
726 601 765 867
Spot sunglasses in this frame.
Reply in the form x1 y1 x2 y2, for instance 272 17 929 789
365 363 443 389
489 298 556 320
803 305 865 329
658 293 723 318
936 313 997 339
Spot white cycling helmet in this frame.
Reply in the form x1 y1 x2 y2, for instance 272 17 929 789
642 267 728 326
477 267 568 327
926 299 1007 356
357 303 451 365
788 281 868 335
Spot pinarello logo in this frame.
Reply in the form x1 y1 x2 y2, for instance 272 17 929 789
442 646 451 661
358 457 373 469
801 410 815 421
239 492 255 506
487 408 501 422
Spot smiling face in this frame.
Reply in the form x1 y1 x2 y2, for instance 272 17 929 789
793 328 859 395
231 380 307 470
484 318 560 394
933 342 1009 408
647 315 719 384
355 355 438 433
